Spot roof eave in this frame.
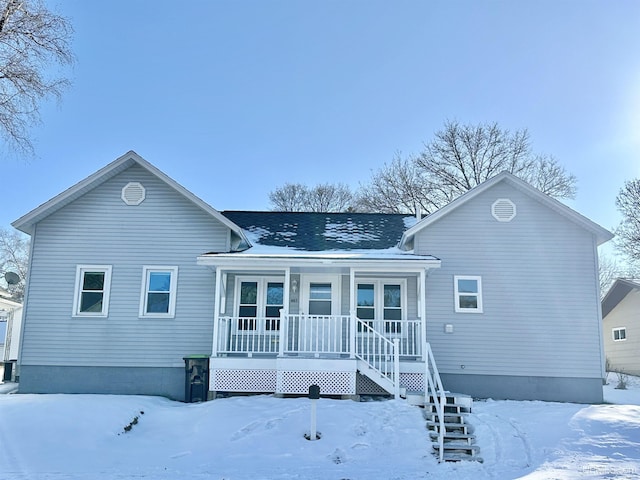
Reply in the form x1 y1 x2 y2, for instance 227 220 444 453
399 172 614 248
12 151 249 245
197 253 441 270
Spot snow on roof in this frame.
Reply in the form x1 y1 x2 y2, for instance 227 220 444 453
223 211 415 251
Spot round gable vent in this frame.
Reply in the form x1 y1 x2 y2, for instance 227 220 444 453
121 182 146 206
492 198 516 222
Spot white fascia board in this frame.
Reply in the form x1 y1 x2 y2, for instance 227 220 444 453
197 254 441 271
399 172 614 248
12 151 249 246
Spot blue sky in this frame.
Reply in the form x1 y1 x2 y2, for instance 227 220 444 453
2 1 639 257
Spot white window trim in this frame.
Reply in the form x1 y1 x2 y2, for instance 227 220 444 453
139 266 178 318
234 276 285 316
300 274 341 316
612 327 627 342
356 278 408 320
454 275 483 313
73 265 112 317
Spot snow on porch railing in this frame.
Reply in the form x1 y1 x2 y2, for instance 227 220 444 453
425 342 447 463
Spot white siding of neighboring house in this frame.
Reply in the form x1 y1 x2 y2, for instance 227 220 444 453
19 164 231 369
603 289 640 376
415 181 603 381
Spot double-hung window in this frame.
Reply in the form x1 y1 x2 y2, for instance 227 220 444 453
140 266 178 318
612 327 626 341
73 265 112 317
454 276 483 313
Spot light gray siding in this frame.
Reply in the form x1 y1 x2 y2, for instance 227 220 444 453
603 290 640 376
20 165 230 370
417 182 603 381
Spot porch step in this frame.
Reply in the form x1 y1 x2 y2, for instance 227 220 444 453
429 431 476 444
441 452 484 463
423 392 481 463
427 421 474 435
432 442 482 457
424 412 468 423
424 402 471 414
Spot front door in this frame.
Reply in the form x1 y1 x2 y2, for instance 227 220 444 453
299 276 341 355
235 277 284 353
356 279 405 334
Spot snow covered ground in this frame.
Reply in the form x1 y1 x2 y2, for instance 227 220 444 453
0 373 638 480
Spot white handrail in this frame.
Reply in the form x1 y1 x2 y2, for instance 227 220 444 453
425 342 446 462
355 317 400 397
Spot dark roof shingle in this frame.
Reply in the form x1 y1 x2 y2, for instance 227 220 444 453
222 211 414 251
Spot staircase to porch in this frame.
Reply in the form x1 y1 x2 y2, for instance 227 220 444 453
353 318 481 463
211 314 481 462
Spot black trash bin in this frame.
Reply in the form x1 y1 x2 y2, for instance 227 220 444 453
183 355 210 403
3 361 13 382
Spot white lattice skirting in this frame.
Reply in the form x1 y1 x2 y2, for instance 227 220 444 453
212 369 277 392
400 372 425 392
277 370 356 395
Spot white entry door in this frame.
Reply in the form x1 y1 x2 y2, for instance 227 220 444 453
299 276 341 354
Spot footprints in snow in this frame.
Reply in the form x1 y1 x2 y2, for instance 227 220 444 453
230 414 371 464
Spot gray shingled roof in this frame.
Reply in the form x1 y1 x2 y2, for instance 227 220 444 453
222 211 416 251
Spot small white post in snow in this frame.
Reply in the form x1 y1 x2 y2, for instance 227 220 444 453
308 384 320 441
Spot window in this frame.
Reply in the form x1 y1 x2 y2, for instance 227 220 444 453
238 281 258 330
236 278 284 331
309 283 332 315
265 282 284 330
356 280 405 332
140 267 178 318
613 327 627 341
357 283 375 331
454 276 483 313
73 265 112 317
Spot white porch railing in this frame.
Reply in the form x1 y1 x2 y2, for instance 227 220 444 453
214 314 422 358
282 314 350 355
354 317 401 398
215 317 281 355
425 342 447 463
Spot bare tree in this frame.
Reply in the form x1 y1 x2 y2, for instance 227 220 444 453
269 182 355 212
615 178 640 261
0 0 74 156
0 227 29 301
269 183 309 211
417 121 576 204
356 153 435 214
359 121 577 214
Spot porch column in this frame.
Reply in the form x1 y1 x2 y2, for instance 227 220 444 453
420 268 427 362
349 267 356 358
211 267 222 357
280 268 291 357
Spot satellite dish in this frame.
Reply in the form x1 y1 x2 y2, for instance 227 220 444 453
4 271 20 285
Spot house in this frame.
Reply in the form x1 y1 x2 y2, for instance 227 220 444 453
12 151 612 404
601 278 640 376
0 287 22 381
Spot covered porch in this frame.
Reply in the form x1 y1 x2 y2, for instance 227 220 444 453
197 251 441 397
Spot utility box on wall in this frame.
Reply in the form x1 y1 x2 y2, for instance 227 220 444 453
184 355 210 403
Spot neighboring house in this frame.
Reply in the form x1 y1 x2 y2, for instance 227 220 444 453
0 288 22 381
12 151 612 403
601 279 640 376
